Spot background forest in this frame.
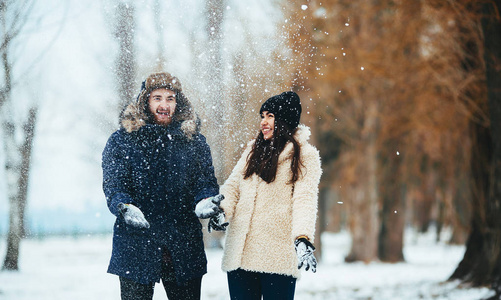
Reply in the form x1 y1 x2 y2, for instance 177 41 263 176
0 0 500 298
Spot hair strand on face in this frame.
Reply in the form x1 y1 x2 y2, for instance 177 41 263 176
244 120 303 184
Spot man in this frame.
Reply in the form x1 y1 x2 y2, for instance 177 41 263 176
102 72 224 300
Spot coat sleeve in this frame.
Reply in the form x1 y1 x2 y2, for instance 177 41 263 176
219 144 251 220
102 131 134 217
291 144 322 243
192 134 219 204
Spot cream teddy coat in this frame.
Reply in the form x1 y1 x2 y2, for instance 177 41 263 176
220 125 322 278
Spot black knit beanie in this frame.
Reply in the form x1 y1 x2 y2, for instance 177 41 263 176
259 91 302 130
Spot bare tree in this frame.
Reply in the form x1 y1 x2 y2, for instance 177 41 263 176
204 0 225 182
114 1 136 115
0 0 38 271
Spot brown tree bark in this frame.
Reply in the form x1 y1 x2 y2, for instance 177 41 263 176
415 166 437 233
315 187 328 262
450 1 501 294
378 144 405 262
480 0 501 296
377 0 422 262
345 102 379 263
449 120 491 284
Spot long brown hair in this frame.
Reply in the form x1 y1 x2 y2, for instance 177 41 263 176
244 119 302 183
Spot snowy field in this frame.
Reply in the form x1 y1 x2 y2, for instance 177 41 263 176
0 230 493 300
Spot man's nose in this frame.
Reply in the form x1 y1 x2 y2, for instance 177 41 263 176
159 100 169 108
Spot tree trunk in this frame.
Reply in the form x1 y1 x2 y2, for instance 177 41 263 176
115 1 136 115
482 0 501 296
199 0 226 250
345 102 379 263
2 114 23 270
451 1 501 293
19 107 37 231
379 0 417 246
415 167 437 233
449 121 492 285
0 0 37 271
378 144 405 262
1 11 19 268
2 107 37 270
315 187 328 262
449 57 493 288
205 0 225 182
448 173 471 245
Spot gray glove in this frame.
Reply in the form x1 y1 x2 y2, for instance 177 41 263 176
208 210 228 233
118 203 150 229
295 238 317 273
195 194 225 219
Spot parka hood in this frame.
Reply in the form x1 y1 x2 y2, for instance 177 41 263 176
120 72 200 139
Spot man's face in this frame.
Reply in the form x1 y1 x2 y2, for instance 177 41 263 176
148 88 177 126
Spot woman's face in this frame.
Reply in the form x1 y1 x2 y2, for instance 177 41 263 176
260 111 275 140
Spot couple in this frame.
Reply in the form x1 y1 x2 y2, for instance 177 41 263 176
102 72 322 300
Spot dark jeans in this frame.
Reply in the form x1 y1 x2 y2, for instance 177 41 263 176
119 249 202 300
227 268 297 300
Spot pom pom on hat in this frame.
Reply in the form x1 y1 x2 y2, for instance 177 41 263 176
259 91 302 129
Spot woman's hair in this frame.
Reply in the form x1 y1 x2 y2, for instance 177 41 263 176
244 119 303 183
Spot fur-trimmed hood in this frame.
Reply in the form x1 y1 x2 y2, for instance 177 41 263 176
120 72 200 139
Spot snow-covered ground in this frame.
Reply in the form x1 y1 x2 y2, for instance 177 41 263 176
0 230 493 300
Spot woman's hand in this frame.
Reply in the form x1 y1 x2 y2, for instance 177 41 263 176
295 238 317 273
208 211 229 232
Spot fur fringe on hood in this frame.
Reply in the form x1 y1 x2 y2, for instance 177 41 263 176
120 72 200 139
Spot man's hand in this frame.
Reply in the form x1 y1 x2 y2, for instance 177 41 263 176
118 203 150 229
195 194 225 219
295 238 317 273
208 211 228 233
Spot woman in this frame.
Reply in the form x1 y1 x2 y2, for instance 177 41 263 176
216 91 322 299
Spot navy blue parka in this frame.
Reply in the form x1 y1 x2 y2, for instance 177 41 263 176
103 72 219 285
102 121 218 284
